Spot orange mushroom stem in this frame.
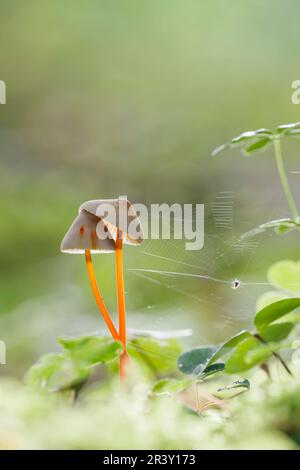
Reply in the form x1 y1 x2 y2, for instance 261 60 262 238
85 249 120 341
116 229 128 379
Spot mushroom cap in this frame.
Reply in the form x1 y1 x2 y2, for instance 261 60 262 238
79 198 143 245
60 210 116 254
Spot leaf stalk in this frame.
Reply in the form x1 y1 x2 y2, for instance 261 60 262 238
273 137 299 221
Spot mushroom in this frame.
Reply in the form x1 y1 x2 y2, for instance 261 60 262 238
61 197 143 379
60 209 120 341
79 197 143 379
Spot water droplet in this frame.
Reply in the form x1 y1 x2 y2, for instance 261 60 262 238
231 279 240 290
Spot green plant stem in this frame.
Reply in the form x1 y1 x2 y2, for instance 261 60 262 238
273 138 299 220
254 333 292 376
260 363 271 378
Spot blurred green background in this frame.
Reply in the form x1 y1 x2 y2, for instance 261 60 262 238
1 0 300 376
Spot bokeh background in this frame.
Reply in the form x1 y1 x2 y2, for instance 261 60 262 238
1 0 300 377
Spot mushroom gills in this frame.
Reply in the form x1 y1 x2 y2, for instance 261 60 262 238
60 210 116 253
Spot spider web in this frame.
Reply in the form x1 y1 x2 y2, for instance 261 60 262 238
126 189 284 351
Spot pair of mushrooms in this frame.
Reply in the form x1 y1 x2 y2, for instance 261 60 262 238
60 198 142 379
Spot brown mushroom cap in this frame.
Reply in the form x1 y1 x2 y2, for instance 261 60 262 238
79 198 143 245
60 210 116 254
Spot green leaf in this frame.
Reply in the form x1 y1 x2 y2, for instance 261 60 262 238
231 129 272 144
215 379 250 400
275 223 298 235
254 298 300 331
209 330 251 364
128 337 182 375
213 123 300 158
152 378 191 396
200 363 225 378
59 335 122 366
26 353 90 392
276 122 300 135
241 218 298 239
177 332 250 377
212 128 272 157
244 137 271 154
256 291 287 312
260 322 294 342
127 328 192 340
256 291 300 324
177 346 217 375
268 260 300 293
225 337 271 373
287 129 300 137
211 143 230 156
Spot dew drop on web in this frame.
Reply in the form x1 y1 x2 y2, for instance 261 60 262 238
231 278 241 290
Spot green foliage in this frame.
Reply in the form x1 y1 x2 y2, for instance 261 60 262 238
268 260 300 293
25 353 90 392
241 218 300 240
215 379 250 400
59 335 122 366
11 273 300 449
212 128 272 156
276 122 300 136
27 333 182 395
3 373 300 450
212 122 300 157
27 335 122 393
199 363 225 378
128 337 182 377
213 122 300 239
210 330 252 363
177 297 300 378
256 291 287 312
256 260 300 319
225 337 271 373
177 346 217 375
254 298 300 331
259 323 294 342
152 378 191 396
177 330 250 378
